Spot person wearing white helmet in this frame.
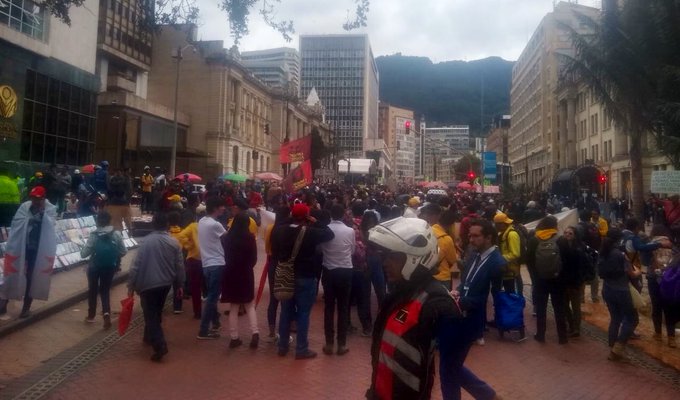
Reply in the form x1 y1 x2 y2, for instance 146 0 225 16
367 217 497 400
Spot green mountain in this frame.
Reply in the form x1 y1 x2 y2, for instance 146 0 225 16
375 54 514 135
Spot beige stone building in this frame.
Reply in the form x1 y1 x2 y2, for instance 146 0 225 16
147 25 274 178
508 2 599 190
512 2 674 201
378 103 413 185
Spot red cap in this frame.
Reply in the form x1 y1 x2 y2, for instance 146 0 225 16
291 203 310 220
30 186 46 199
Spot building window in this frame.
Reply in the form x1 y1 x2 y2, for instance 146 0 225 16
21 70 96 165
0 0 45 40
232 146 239 173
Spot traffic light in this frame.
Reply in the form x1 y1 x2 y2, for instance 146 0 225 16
599 174 607 184
264 124 270 135
467 171 476 182
405 120 411 135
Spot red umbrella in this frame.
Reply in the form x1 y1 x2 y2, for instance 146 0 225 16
424 181 447 189
255 172 283 181
457 181 473 190
175 173 202 182
81 164 96 174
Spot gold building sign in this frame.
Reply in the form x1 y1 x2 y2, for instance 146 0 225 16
0 84 18 139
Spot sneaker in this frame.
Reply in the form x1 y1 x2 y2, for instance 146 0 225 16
173 310 184 315
630 332 642 340
265 333 277 343
277 348 288 357
361 329 372 337
336 346 349 356
197 332 220 340
475 338 485 346
103 313 112 330
84 316 96 323
249 333 259 349
322 345 334 355
229 338 243 349
533 334 545 343
295 350 317 360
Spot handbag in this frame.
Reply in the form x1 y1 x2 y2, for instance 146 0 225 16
629 283 646 311
273 226 306 301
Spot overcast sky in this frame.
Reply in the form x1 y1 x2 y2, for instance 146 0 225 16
194 0 602 62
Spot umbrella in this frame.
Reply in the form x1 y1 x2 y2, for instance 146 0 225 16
81 164 96 174
457 181 473 190
255 172 283 181
175 173 202 182
223 173 247 182
424 181 447 189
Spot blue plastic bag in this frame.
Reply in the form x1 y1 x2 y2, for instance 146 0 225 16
494 291 525 331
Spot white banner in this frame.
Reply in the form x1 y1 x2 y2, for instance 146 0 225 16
650 170 680 194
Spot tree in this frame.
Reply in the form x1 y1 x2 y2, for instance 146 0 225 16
453 154 481 180
42 0 369 44
564 0 680 219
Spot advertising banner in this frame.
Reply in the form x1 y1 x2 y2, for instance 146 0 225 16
282 160 313 192
279 135 312 163
482 152 497 183
650 171 680 194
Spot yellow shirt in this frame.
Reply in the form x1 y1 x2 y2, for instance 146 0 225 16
595 216 608 238
264 224 275 256
432 224 458 282
500 226 521 278
177 222 201 260
141 174 154 193
228 217 258 240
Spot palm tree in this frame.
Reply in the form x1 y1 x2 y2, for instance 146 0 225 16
564 0 680 218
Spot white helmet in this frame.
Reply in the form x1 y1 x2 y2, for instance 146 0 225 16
368 217 439 281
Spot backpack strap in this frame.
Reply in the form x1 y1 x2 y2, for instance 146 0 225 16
287 226 307 264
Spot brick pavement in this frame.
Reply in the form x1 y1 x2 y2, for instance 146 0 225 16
1 232 679 399
39 276 680 399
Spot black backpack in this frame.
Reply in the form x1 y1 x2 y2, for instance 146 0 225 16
598 250 625 280
577 221 601 250
534 236 563 280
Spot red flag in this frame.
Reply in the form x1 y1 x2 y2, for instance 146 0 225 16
282 160 313 193
279 135 312 163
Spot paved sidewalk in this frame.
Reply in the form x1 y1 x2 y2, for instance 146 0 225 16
0 248 137 338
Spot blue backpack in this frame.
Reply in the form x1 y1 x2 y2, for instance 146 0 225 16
92 232 119 270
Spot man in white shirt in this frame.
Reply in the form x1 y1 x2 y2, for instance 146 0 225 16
320 204 356 356
196 197 226 339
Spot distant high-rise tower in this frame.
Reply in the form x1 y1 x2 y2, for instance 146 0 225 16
241 47 300 93
299 34 379 158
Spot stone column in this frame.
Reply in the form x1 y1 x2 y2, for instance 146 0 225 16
566 94 577 167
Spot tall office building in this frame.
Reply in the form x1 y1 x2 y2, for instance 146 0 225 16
0 0 100 166
241 47 300 93
418 125 470 182
508 1 599 189
299 34 379 158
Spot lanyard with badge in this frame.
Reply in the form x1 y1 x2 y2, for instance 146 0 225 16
463 247 495 297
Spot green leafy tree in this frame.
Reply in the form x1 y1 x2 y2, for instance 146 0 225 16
453 154 481 180
565 0 680 218
44 0 369 44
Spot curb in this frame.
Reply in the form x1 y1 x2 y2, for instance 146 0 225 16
0 271 129 340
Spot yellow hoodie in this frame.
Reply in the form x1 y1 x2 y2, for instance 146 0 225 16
177 222 201 260
535 228 558 240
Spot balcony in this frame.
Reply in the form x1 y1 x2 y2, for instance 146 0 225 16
107 74 136 93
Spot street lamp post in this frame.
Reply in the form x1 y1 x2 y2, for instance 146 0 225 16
170 44 196 178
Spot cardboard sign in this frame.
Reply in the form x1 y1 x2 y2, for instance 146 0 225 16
650 171 680 194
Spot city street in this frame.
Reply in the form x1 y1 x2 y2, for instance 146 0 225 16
1 241 679 400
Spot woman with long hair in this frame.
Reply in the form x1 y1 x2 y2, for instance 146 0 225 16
600 228 639 362
221 213 259 349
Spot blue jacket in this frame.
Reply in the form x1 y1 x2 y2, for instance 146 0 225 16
457 247 505 338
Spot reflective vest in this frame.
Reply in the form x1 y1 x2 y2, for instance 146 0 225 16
375 292 434 400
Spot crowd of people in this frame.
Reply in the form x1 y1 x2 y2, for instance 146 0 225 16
2 161 680 399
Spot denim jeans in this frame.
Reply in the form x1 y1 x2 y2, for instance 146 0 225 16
279 278 317 355
367 254 386 306
322 267 353 346
199 265 224 335
86 267 116 317
266 256 280 330
603 285 639 346
351 269 372 331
